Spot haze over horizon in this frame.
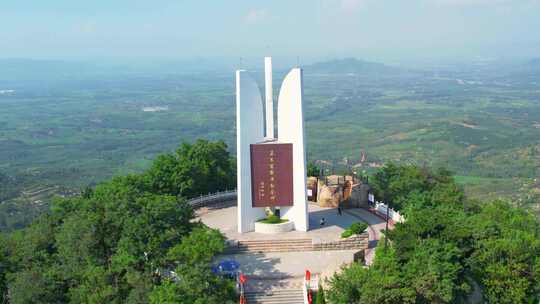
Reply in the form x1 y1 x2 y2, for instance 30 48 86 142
1 0 539 64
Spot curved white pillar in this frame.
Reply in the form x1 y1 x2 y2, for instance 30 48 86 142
264 57 274 139
236 70 266 233
277 68 309 232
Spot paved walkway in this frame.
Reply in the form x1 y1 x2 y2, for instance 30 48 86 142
198 203 374 243
343 209 388 265
217 249 360 292
220 249 359 277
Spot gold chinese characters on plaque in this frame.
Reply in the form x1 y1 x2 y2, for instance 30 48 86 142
250 143 293 207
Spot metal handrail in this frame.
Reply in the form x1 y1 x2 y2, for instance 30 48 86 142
187 189 238 209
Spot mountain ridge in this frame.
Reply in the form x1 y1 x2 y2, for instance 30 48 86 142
305 57 411 76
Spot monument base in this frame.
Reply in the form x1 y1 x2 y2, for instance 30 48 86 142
255 220 294 234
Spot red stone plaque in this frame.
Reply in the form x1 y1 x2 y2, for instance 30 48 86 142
250 143 294 207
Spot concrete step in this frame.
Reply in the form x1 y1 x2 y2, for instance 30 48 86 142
226 239 314 253
226 237 368 253
236 247 313 251
233 248 313 253
237 247 314 250
238 243 312 247
238 244 313 248
245 289 304 304
237 239 312 244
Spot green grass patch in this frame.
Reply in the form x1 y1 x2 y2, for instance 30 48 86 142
258 214 288 224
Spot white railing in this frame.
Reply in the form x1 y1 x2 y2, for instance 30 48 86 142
302 282 309 304
374 202 404 223
303 273 319 304
308 274 319 291
187 189 237 209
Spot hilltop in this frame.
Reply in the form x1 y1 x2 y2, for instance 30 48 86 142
306 58 409 75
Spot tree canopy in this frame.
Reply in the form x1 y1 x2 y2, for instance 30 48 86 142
327 163 540 304
144 139 236 198
1 140 237 304
307 162 321 177
369 163 462 212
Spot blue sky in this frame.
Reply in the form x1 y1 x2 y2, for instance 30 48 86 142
1 0 539 63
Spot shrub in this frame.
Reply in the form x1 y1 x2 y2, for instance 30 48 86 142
341 222 367 238
349 222 368 234
341 230 353 238
258 215 288 224
316 285 326 304
266 215 281 224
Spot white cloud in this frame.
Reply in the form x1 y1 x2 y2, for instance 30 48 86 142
244 9 268 24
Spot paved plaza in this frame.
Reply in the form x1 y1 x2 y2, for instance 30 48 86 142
220 249 359 279
200 202 389 291
197 202 384 243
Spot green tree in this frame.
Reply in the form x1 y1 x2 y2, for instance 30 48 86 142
2 140 238 303
468 201 540 303
370 163 460 212
329 164 540 303
316 284 326 304
327 246 415 304
7 266 67 304
145 139 236 198
0 234 8 303
402 239 468 303
150 227 236 304
67 265 118 304
166 227 226 265
307 162 321 177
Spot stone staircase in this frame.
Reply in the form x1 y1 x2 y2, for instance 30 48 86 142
226 239 313 253
313 234 368 251
244 289 304 304
225 234 368 253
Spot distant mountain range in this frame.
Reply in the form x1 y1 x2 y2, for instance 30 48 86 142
0 59 99 82
0 58 230 82
525 58 540 73
528 58 540 66
305 58 413 76
501 58 540 82
2 57 538 83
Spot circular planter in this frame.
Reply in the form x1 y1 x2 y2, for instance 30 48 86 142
255 220 294 234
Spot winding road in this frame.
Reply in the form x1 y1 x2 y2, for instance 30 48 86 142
343 208 390 265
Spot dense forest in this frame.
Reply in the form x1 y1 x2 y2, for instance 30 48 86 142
328 164 540 303
1 140 539 303
0 140 237 304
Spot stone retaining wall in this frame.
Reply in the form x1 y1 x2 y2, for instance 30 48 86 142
312 233 369 251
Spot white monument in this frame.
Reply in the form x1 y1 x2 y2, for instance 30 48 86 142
236 57 309 233
264 57 274 139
